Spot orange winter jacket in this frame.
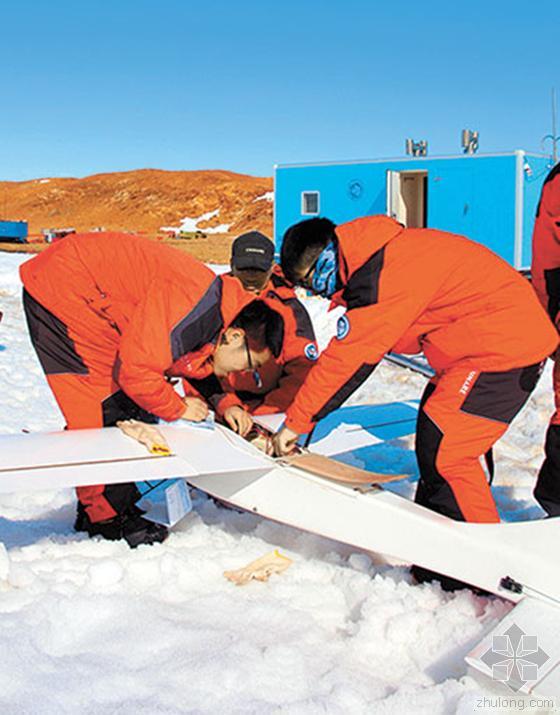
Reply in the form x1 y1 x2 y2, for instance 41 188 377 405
532 164 560 325
222 267 318 414
20 232 253 422
285 216 558 434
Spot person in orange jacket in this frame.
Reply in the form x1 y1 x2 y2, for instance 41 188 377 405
273 216 557 555
21 231 280 546
215 231 318 416
531 162 560 515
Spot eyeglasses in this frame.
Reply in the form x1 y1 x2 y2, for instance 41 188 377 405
244 336 263 389
297 255 320 289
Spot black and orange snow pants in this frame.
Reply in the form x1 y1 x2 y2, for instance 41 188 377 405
23 290 156 523
415 362 544 523
534 347 560 517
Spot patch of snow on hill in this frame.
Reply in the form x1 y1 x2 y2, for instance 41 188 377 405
254 191 274 202
161 209 231 235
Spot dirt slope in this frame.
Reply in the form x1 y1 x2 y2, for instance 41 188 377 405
0 168 273 237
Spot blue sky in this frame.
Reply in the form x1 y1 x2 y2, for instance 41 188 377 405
1 0 559 180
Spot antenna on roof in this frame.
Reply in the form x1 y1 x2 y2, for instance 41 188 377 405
461 129 479 154
541 88 559 165
405 139 428 157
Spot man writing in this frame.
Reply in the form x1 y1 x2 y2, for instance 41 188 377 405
21 231 279 546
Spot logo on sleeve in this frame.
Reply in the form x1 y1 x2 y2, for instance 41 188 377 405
304 343 319 361
336 315 350 340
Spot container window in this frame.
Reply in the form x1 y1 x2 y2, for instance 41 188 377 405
302 191 320 215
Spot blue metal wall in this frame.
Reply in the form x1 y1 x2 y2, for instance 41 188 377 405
275 153 550 269
0 220 28 242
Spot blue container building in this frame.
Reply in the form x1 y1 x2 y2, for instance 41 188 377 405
0 220 28 243
274 151 554 270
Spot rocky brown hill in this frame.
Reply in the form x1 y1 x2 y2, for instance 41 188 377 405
0 168 273 237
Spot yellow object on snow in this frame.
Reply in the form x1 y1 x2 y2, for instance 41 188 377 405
224 549 293 585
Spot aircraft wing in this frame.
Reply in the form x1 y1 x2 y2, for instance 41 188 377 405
0 423 271 493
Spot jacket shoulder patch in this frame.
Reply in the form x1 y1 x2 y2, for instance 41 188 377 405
304 342 319 360
336 315 350 340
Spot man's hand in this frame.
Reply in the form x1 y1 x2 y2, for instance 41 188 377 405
272 426 300 456
224 406 253 436
181 397 209 422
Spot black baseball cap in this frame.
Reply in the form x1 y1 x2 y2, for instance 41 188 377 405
231 231 274 271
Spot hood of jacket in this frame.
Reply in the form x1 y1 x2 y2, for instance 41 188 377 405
336 215 404 283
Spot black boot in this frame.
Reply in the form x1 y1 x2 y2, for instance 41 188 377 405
74 502 88 532
74 504 168 548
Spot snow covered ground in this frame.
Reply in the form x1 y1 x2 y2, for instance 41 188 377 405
0 252 555 713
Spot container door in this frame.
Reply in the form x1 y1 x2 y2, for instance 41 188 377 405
386 170 427 227
386 170 403 222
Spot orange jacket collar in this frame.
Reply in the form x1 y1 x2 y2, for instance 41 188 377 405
219 273 256 326
336 215 404 283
